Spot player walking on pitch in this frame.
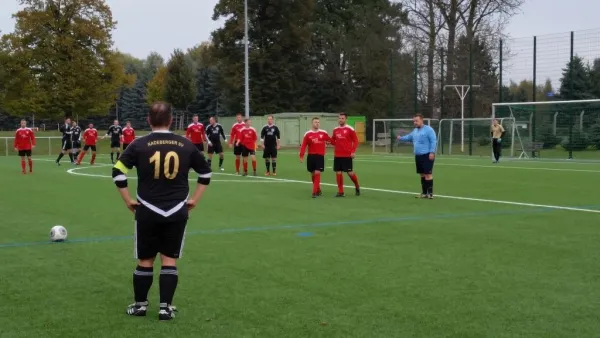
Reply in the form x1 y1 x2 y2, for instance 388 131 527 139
104 120 123 164
205 116 227 171
229 113 245 175
300 117 330 198
236 118 258 176
112 102 211 321
185 115 207 153
331 113 360 197
491 119 505 163
122 121 136 150
71 121 82 160
14 119 36 174
76 123 99 165
260 115 281 176
397 114 437 199
56 117 74 165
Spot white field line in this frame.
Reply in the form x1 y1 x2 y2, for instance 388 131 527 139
34 159 600 213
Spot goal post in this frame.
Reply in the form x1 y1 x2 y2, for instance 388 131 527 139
372 118 439 154
436 117 518 157
492 99 600 160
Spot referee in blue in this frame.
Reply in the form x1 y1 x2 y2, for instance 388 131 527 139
397 114 437 199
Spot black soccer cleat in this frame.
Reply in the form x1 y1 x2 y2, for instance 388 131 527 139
317 190 322 196
126 302 148 317
242 171 248 177
56 161 61 166
355 188 360 196
158 305 177 321
335 193 345 197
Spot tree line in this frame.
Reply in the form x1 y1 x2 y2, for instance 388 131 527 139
2 0 600 133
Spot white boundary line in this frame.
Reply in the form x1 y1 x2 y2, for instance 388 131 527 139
34 159 600 214
65 166 289 183
214 173 600 214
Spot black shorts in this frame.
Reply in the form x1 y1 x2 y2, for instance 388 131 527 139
262 146 277 159
306 154 325 172
415 154 434 174
72 141 81 150
333 157 353 172
241 146 255 157
123 143 130 151
208 142 223 154
110 140 121 148
62 140 72 150
83 145 97 152
194 143 204 152
18 150 32 157
233 144 243 156
134 205 188 260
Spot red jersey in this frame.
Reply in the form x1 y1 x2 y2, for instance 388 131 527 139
238 127 257 149
14 128 36 150
229 122 245 145
299 129 330 158
331 125 359 158
83 128 98 146
186 122 206 144
122 127 136 144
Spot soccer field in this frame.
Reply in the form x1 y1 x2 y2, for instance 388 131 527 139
1 151 599 337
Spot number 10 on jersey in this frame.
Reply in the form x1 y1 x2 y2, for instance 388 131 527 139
150 151 180 179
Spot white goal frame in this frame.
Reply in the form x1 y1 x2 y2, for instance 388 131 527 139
436 117 517 157
372 118 439 153
492 99 600 159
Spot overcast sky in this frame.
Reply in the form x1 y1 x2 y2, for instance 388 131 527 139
1 0 599 85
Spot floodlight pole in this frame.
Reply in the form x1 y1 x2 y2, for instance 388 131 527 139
444 85 479 152
244 0 250 119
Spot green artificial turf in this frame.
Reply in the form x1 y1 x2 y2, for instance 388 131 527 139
0 151 599 337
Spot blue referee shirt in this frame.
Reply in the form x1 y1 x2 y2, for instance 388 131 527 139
398 125 437 155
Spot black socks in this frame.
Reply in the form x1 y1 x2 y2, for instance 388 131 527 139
159 266 178 308
133 266 153 303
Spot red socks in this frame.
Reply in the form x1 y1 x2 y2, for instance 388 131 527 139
28 159 33 172
91 153 96 164
336 173 344 193
21 160 26 173
349 173 359 188
235 158 241 172
243 161 248 172
252 160 257 171
77 152 85 164
313 173 321 194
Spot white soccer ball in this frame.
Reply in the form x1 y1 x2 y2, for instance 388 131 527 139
50 225 68 242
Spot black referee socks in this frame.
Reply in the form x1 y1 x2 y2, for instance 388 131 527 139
420 177 426 195
425 179 434 195
159 266 178 307
133 266 153 303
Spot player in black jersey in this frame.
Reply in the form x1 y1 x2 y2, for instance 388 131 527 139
112 102 211 321
71 121 82 160
205 116 227 171
104 120 123 163
260 115 281 176
56 117 74 165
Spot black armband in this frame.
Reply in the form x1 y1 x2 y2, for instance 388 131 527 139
197 172 211 186
112 168 128 188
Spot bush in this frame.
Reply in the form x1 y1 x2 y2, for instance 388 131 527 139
589 123 600 149
538 126 562 149
477 136 491 146
561 130 590 151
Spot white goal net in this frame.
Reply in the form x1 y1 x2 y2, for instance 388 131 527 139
436 117 519 157
372 118 439 154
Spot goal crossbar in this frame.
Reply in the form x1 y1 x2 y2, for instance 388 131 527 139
436 117 517 157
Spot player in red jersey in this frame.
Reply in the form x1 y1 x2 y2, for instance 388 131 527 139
300 117 331 198
77 123 99 165
14 119 36 174
330 113 360 197
235 118 258 176
186 114 207 153
122 121 136 150
229 113 246 174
